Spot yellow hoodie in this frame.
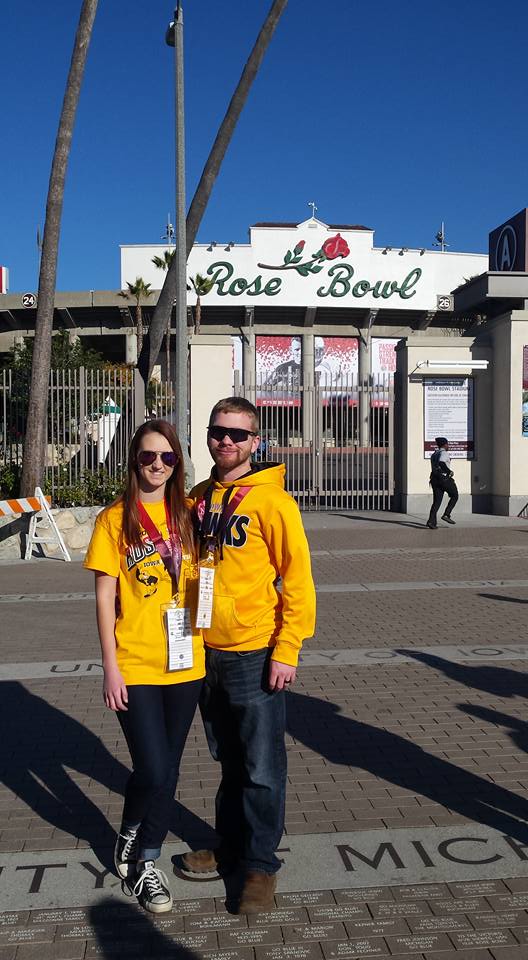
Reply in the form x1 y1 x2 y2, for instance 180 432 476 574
190 463 316 666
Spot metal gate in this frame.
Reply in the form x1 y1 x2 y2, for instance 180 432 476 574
235 374 394 511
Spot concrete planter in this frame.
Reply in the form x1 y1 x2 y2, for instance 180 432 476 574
0 505 102 560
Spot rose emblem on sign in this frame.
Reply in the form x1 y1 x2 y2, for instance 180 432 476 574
258 234 350 277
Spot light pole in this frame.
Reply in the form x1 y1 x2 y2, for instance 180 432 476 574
166 2 194 484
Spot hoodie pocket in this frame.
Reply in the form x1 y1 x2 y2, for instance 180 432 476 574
211 593 257 640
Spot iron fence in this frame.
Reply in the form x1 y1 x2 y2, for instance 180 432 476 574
0 368 178 502
236 373 394 511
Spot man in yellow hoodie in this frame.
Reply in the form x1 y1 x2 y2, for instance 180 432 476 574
182 396 316 913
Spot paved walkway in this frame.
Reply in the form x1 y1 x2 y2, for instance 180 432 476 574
2 514 528 958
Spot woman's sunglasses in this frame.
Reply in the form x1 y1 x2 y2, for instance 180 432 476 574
137 450 178 467
208 426 258 443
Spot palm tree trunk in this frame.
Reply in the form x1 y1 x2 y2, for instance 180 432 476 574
136 302 143 357
195 296 201 335
138 0 288 382
21 0 98 496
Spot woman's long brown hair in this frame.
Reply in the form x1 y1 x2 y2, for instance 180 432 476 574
119 420 194 554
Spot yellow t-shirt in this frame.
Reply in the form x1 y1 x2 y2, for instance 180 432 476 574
84 499 205 685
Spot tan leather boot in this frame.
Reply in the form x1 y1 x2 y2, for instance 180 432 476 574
181 848 235 874
237 871 277 913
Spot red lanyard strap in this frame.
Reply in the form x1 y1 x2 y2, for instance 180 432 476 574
137 501 183 584
200 485 251 554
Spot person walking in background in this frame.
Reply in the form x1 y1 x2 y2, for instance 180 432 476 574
182 396 316 914
426 436 459 529
84 420 204 914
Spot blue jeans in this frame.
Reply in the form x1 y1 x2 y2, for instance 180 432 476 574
200 647 287 875
117 681 202 861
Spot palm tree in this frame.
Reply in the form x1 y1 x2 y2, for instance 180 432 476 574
139 0 288 381
20 0 99 497
189 274 214 335
152 251 176 378
119 278 152 358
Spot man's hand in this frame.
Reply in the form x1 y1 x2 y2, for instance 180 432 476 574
269 659 297 692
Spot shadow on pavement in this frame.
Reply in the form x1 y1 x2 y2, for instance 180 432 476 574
331 514 427 530
286 689 528 842
479 592 528 605
89 898 201 958
0 681 214 871
460 703 528 756
395 649 528 699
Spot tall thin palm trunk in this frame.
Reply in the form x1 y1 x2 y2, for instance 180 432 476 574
139 0 288 382
21 0 99 496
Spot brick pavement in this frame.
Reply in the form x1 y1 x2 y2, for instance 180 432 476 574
2 516 528 957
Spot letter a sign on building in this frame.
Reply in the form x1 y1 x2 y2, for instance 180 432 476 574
489 209 528 272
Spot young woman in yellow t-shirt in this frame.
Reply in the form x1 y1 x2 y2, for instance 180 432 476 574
84 419 204 914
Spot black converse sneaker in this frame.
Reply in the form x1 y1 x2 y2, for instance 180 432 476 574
133 861 172 914
114 830 138 879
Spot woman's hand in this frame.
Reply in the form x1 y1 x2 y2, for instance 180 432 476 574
103 665 128 711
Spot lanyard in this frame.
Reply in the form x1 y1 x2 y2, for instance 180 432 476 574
199 483 251 557
137 500 183 586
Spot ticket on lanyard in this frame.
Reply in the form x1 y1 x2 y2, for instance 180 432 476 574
162 605 194 671
196 566 215 629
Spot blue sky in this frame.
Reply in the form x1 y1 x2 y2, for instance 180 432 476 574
3 0 528 293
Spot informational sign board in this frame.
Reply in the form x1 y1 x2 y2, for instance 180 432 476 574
424 378 474 459
523 345 528 437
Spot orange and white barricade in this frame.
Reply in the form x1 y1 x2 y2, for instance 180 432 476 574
0 487 71 561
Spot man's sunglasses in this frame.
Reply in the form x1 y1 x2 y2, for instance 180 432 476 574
208 426 258 443
137 450 178 467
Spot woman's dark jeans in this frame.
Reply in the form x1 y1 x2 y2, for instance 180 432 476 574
200 647 287 875
117 680 202 861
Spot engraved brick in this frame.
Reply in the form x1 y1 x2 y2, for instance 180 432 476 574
85 941 149 958
255 944 323 960
321 938 389 958
334 888 394 905
391 884 449 901
344 919 409 939
248 909 309 927
308 906 370 923
185 913 247 932
448 880 509 898
282 923 348 943
488 895 528 911
201 951 254 960
219 928 284 948
171 932 219 951
276 892 335 908
16 944 85 960
173 897 217 915
469 911 527 930
0 913 29 927
29 909 89 925
0 926 56 946
56 924 97 940
385 933 452 953
430 898 490 915
408 915 472 933
370 902 430 919
450 930 518 949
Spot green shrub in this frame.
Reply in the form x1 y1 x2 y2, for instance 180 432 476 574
44 468 125 507
0 462 21 499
